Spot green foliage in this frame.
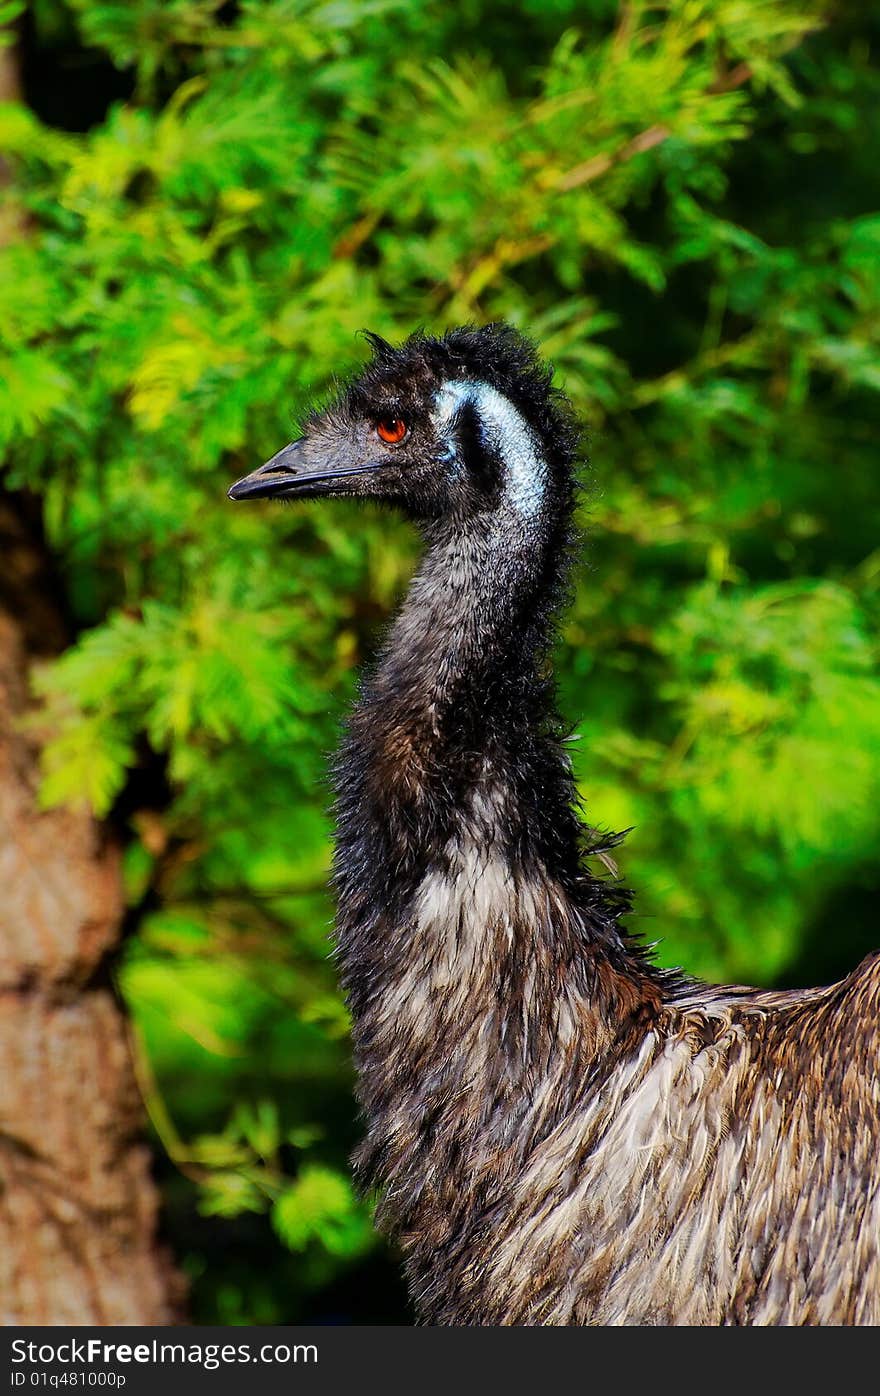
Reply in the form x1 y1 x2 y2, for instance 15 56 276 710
3 0 878 1322
272 1166 373 1257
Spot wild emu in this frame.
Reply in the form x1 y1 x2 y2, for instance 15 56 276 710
228 324 880 1325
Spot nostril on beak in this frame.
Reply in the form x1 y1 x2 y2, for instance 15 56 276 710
228 443 305 501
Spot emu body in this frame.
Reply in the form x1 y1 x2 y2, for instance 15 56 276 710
229 325 880 1325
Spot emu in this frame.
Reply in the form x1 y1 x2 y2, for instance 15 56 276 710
228 324 880 1325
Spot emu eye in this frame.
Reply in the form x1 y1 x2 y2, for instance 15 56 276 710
376 418 408 444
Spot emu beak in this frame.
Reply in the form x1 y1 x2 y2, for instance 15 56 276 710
228 442 304 500
228 440 377 501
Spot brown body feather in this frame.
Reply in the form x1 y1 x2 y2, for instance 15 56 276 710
343 717 880 1325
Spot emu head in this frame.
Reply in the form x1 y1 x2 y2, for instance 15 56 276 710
228 324 577 526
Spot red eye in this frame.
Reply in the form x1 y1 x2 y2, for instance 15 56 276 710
376 418 407 444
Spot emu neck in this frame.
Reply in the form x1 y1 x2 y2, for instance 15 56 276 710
368 508 555 734
333 499 662 1259
337 502 657 1032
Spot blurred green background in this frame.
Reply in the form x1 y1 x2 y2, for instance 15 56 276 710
1 0 878 1324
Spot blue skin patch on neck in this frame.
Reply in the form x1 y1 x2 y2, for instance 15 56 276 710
433 379 547 519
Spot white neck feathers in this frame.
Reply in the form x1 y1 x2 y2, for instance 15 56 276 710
433 379 547 519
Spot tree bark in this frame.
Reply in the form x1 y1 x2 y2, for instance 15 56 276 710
0 500 178 1324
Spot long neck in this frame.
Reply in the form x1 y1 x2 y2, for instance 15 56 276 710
337 501 580 915
332 498 662 1240
371 505 557 735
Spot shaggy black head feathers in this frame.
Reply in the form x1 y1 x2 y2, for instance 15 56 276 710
347 322 581 471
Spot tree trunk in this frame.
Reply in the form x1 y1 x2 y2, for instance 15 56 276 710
0 499 178 1324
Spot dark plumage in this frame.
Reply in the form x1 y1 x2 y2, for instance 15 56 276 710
229 324 880 1325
